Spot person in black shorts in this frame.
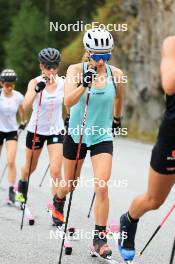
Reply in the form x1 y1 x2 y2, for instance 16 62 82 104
118 36 175 262
51 28 124 259
17 48 68 210
0 69 25 202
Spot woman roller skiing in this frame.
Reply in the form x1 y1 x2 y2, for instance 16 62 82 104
17 48 67 217
0 69 25 202
52 28 124 261
118 36 175 263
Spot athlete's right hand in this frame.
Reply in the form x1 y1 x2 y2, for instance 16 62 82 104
83 68 96 87
64 113 70 131
35 81 46 93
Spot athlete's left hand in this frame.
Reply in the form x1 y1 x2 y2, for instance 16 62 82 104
35 81 46 93
64 114 70 131
112 117 122 137
18 120 27 130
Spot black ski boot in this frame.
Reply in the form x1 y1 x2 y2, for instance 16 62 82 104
17 180 28 202
93 231 112 259
52 194 66 227
9 186 16 203
118 213 138 261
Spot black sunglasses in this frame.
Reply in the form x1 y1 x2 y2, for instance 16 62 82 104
44 64 59 70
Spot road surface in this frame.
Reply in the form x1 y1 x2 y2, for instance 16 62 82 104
0 132 174 264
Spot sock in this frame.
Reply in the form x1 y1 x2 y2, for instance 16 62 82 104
127 212 139 223
94 224 107 238
54 194 66 203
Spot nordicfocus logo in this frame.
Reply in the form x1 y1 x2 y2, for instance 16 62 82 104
49 125 128 137
167 150 175 160
172 150 175 158
49 229 128 241
50 21 128 32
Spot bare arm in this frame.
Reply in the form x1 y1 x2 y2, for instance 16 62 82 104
64 64 85 107
18 105 25 123
113 69 124 118
65 106 70 115
161 36 175 95
22 79 37 111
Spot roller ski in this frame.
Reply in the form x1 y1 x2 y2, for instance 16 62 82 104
90 231 119 264
7 185 35 226
48 195 74 255
47 200 77 240
118 213 138 264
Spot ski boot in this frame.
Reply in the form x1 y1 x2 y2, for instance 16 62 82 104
9 186 16 203
52 194 65 227
118 213 138 262
93 231 112 260
16 180 28 203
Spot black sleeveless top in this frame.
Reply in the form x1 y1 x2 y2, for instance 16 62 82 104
158 94 175 139
164 94 175 120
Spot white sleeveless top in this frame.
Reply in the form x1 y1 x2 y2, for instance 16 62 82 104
27 75 65 135
0 89 24 132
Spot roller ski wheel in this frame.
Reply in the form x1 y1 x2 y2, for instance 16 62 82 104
64 241 72 255
55 224 73 255
67 227 75 236
90 246 120 263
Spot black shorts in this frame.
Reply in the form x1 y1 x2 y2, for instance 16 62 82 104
63 134 113 160
26 131 64 150
0 131 18 146
150 136 175 175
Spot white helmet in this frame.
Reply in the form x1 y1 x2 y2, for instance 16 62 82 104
83 28 114 53
0 69 17 82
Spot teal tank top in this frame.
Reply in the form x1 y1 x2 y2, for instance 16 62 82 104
69 63 116 147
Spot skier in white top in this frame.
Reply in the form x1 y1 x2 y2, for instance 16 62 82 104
17 48 67 211
0 69 25 202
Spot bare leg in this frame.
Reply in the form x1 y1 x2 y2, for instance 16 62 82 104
57 157 85 198
129 167 175 219
47 143 63 196
21 147 42 180
91 153 112 226
6 140 17 185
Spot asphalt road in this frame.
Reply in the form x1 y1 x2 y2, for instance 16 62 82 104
0 132 174 264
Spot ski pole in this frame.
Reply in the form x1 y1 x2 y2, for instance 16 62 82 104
139 203 175 256
170 237 175 264
87 192 96 218
39 164 50 187
20 91 43 230
58 68 96 264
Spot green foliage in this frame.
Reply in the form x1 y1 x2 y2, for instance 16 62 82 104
0 0 21 70
4 0 50 93
43 0 106 49
2 0 106 93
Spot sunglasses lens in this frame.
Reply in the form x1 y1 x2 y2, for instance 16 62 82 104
91 53 111 61
105 54 111 60
44 64 58 70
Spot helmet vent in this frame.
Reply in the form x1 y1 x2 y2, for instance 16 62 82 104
94 38 98 46
101 39 104 46
88 33 92 39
